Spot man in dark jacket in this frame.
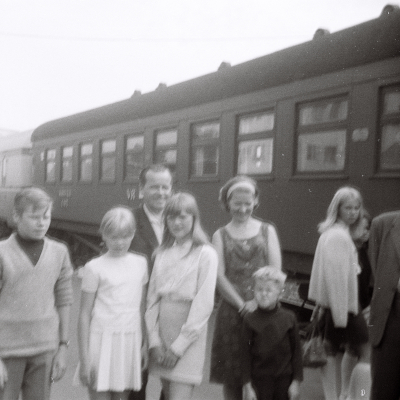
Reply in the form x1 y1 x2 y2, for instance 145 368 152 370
369 210 400 400
129 164 172 400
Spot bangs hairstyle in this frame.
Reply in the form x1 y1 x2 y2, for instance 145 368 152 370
253 266 287 289
159 192 209 251
14 187 53 216
219 175 259 212
318 186 364 235
99 206 136 237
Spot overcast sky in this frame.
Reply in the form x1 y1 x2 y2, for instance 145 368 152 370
0 0 393 132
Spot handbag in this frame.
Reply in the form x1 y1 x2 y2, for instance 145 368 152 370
302 305 327 368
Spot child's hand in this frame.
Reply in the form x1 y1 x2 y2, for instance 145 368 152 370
150 346 165 365
79 362 96 388
0 358 8 389
288 380 300 400
162 348 179 369
240 299 258 317
242 382 257 400
141 344 149 370
51 346 67 382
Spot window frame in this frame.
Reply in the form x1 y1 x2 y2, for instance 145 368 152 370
78 142 93 183
294 95 349 176
61 145 73 183
189 120 220 180
124 133 145 182
154 128 178 176
45 148 57 184
99 139 117 183
377 84 400 174
236 109 276 176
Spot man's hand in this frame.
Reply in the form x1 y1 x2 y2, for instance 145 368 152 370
243 382 257 400
288 380 300 400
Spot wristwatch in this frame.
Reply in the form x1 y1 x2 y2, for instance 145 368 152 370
59 340 70 348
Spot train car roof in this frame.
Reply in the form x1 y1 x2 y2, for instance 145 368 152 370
32 7 400 142
0 130 33 152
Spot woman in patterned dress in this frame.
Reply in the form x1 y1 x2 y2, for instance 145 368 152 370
210 176 282 400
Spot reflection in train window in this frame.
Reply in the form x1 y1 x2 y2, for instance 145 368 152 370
61 146 73 182
154 129 177 175
190 121 220 177
380 85 400 171
79 143 93 182
237 111 275 175
296 97 348 173
125 135 144 180
100 139 116 182
45 149 56 183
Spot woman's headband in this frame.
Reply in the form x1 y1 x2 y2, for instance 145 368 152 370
226 181 256 198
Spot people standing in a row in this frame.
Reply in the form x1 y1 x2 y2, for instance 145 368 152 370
308 187 370 400
210 176 283 400
368 209 400 400
0 188 73 400
129 164 173 400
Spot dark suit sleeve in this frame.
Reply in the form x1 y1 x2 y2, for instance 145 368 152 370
369 216 384 279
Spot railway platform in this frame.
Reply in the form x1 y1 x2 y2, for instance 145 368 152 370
50 274 324 400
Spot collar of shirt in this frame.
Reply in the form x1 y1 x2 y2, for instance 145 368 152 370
143 204 164 244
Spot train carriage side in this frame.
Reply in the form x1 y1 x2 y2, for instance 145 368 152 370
31 7 400 282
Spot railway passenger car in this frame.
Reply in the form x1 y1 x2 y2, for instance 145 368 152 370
0 130 33 237
31 5 400 289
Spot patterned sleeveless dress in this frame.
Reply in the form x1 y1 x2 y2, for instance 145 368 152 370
210 222 270 385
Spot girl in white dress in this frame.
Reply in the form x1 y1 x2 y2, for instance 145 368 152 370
146 192 218 400
76 206 148 400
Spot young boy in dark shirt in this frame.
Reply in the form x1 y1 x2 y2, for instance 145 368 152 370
242 267 303 400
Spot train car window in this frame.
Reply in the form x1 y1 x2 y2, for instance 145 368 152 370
100 139 116 182
154 129 177 176
45 149 56 183
379 86 400 171
125 134 144 180
237 111 275 175
79 143 93 182
296 97 348 173
190 121 220 177
61 146 73 182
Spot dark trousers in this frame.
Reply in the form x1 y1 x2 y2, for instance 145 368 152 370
371 294 400 400
252 375 291 400
128 370 165 400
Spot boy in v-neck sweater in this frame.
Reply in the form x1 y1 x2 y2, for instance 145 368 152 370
0 188 73 400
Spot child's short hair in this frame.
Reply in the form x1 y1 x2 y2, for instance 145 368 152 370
100 206 136 237
253 266 287 289
14 187 53 216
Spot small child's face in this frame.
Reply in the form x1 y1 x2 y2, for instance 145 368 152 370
254 280 282 310
15 205 51 240
103 233 134 257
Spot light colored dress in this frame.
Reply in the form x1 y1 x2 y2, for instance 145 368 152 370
145 242 218 385
308 223 360 327
75 252 148 392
